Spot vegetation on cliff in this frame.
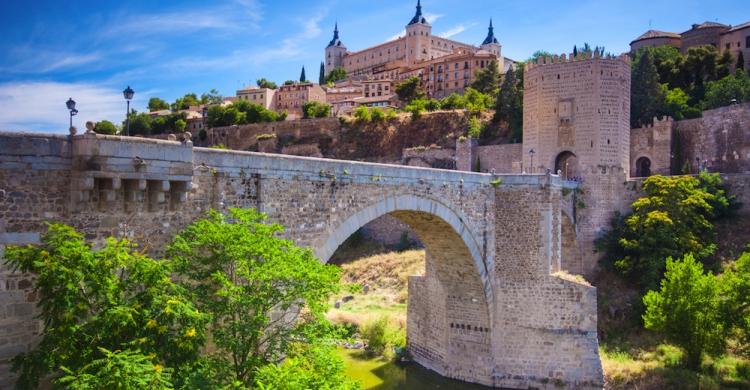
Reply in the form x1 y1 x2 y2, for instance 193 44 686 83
631 45 749 127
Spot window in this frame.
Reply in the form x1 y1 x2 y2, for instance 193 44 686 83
746 36 750 48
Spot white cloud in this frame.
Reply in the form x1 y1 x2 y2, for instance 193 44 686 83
0 81 153 133
101 0 262 37
438 25 467 38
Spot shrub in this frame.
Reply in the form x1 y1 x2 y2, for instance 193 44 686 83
405 99 427 120
643 255 727 369
302 101 331 118
254 344 360 390
468 117 484 139
57 348 173 390
93 120 117 135
353 105 372 122
424 98 441 111
361 317 390 357
370 107 386 122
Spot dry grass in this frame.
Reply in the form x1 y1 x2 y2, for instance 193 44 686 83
327 249 425 328
339 249 425 293
552 270 592 286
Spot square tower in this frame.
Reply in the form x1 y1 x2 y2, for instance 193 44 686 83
522 53 631 179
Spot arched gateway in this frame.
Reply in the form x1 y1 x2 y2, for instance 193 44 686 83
0 133 603 389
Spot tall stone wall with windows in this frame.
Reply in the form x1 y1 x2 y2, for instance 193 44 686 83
0 132 602 389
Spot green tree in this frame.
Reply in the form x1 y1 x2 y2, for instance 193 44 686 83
284 80 296 86
254 344 360 390
302 101 331 118
494 68 522 141
631 50 665 127
174 119 186 133
353 105 371 122
395 76 426 104
440 93 465 110
200 89 223 105
124 111 153 136
325 68 347 84
720 251 750 356
703 70 750 109
370 107 386 122
738 51 746 72
207 105 245 128
57 348 173 390
717 49 734 79
471 59 501 95
171 93 201 111
257 78 278 89
4 224 208 389
319 62 325 85
167 208 341 386
682 46 720 104
93 120 117 135
600 174 729 289
148 97 170 112
300 66 307 83
643 255 727 369
463 87 494 112
663 87 691 120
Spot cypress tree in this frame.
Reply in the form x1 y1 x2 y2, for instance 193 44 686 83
319 62 325 85
300 66 307 83
494 68 522 141
738 51 746 72
631 50 665 128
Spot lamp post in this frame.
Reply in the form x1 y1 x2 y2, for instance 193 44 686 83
123 86 134 136
66 98 78 132
528 149 536 174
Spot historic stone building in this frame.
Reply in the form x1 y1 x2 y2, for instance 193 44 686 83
631 19 750 69
325 1 509 99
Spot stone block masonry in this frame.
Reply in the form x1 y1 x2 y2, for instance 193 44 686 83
0 132 603 389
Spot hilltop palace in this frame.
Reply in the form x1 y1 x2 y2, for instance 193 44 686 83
324 0 513 99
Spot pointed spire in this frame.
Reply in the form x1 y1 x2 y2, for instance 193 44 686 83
408 0 428 25
482 18 499 45
327 22 345 48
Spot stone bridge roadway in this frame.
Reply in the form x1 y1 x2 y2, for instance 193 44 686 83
0 132 602 389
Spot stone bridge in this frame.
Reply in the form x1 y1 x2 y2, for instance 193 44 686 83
0 132 602 389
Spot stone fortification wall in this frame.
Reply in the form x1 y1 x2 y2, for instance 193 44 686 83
0 132 602 389
630 117 673 177
674 102 750 174
475 144 523 173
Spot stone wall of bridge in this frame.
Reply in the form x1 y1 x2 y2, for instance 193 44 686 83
0 132 602 389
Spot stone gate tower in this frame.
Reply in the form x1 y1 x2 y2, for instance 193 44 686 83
523 52 632 274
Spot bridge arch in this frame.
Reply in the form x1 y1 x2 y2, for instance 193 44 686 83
314 194 491 301
315 193 494 381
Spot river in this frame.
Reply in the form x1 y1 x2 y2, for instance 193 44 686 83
337 348 492 390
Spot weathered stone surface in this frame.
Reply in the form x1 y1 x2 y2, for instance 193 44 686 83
0 132 603 389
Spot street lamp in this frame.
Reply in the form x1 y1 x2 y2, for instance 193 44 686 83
66 98 78 132
123 86 134 136
528 149 536 174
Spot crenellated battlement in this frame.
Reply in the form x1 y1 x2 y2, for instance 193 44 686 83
524 51 630 71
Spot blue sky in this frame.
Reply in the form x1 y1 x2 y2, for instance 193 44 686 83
0 0 746 133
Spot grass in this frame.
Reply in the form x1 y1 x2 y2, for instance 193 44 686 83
327 249 424 328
